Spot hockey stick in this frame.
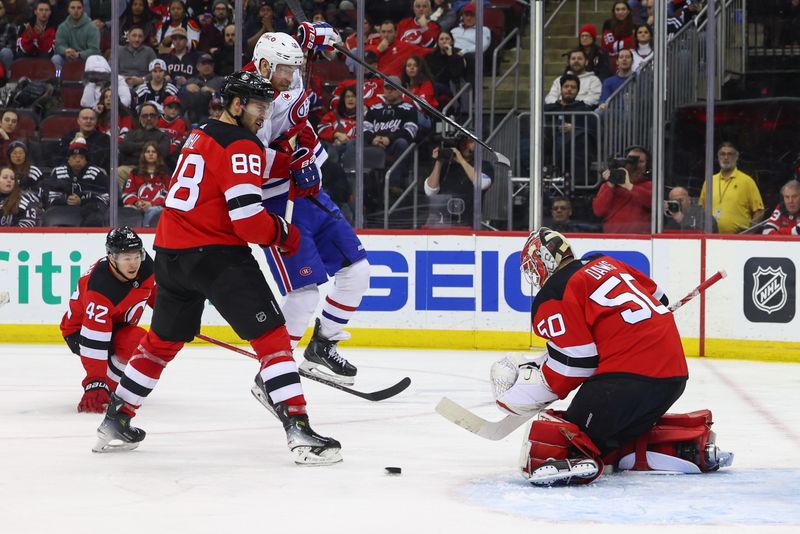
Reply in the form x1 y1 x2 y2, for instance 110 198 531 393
437 270 729 440
196 333 411 401
283 0 510 167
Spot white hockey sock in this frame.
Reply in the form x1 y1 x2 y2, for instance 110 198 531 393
282 285 320 349
319 259 370 340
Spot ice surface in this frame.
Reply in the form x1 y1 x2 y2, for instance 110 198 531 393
0 345 798 533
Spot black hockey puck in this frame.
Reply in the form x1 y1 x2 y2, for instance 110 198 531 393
385 466 402 475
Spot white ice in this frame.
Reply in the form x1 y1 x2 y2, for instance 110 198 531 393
1 344 799 534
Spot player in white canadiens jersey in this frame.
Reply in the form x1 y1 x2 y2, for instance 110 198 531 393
248 25 370 387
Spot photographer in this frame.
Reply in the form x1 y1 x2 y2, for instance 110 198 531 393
664 186 717 233
592 145 651 233
424 137 492 226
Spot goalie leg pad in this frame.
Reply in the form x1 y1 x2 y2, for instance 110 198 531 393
519 410 604 485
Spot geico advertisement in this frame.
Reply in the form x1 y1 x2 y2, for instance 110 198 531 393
0 233 653 334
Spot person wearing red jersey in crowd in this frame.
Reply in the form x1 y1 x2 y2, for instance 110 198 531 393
17 1 56 58
121 141 171 227
601 1 635 75
763 179 800 235
317 85 357 167
92 71 342 466
375 18 432 77
331 48 385 110
402 54 438 129
95 86 134 138
344 13 380 52
60 227 155 414
592 145 652 233
489 228 731 485
156 94 190 152
398 0 440 48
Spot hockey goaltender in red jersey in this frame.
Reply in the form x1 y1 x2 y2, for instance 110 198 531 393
60 227 155 414
490 227 733 485
92 71 342 465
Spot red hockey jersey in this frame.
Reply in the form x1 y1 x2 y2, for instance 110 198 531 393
60 256 156 361
532 255 687 399
763 204 799 235
156 119 283 251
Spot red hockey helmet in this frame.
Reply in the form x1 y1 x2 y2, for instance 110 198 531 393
520 227 571 289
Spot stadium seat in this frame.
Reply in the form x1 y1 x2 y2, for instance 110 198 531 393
39 112 78 140
60 60 85 82
312 59 352 90
43 205 82 227
118 206 144 228
9 58 56 81
11 109 38 140
60 84 84 109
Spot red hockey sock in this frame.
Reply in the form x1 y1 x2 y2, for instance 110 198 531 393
251 326 306 414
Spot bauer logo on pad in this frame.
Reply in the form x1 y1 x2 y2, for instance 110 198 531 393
743 257 795 323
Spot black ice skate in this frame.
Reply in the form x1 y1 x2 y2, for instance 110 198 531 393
250 374 343 465
92 393 146 453
300 318 357 386
527 458 599 486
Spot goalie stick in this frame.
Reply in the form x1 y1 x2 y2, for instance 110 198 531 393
196 333 411 401
436 269 729 440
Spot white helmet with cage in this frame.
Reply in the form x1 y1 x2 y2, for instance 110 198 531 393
252 32 305 81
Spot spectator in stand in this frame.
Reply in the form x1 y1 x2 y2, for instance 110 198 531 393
179 52 224 123
95 86 134 138
59 107 110 173
121 0 159 48
0 109 20 166
0 166 40 227
7 140 42 197
629 0 649 25
631 24 653 71
135 58 178 108
700 142 765 234
545 49 602 108
601 1 635 75
43 139 109 226
376 19 432 77
4 0 31 27
402 54 438 128
367 0 412 24
424 136 492 226
667 0 702 34
344 14 380 52
0 2 18 77
763 179 800 235
544 197 595 233
159 26 200 86
592 145 652 233
206 92 223 120
364 77 419 189
664 186 717 232
118 102 171 186
197 0 230 53
544 74 594 185
52 0 100 71
212 23 235 76
431 0 458 32
577 23 610 81
598 48 635 105
156 0 200 52
425 30 466 100
81 54 133 110
119 26 157 88
121 141 170 228
17 1 56 59
318 85 357 166
245 2 286 53
398 0 440 48
156 95 189 152
450 2 491 80
331 49 385 110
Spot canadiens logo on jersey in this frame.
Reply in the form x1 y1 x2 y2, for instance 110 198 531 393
744 257 796 323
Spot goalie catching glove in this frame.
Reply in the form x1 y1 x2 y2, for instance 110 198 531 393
491 352 559 416
296 21 342 52
268 212 301 256
77 378 110 413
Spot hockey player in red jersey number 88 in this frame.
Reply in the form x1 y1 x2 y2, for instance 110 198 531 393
247 24 370 388
490 228 733 485
92 71 342 465
61 227 155 414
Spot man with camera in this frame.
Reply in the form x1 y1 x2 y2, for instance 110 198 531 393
664 186 717 233
424 137 493 226
592 146 652 233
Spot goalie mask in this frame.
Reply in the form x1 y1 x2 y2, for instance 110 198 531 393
520 227 571 289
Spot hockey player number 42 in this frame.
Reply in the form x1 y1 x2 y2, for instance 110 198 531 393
589 273 669 324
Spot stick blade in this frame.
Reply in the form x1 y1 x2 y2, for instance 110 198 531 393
435 397 530 440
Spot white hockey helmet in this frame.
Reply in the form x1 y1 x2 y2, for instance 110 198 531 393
252 32 305 80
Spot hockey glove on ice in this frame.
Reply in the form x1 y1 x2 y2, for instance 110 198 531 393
77 378 110 413
268 212 301 256
297 21 341 52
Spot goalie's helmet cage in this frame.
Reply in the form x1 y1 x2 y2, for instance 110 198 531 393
220 70 276 107
520 227 571 289
252 32 305 80
106 227 144 257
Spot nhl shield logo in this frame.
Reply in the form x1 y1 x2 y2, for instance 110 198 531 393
751 267 787 314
